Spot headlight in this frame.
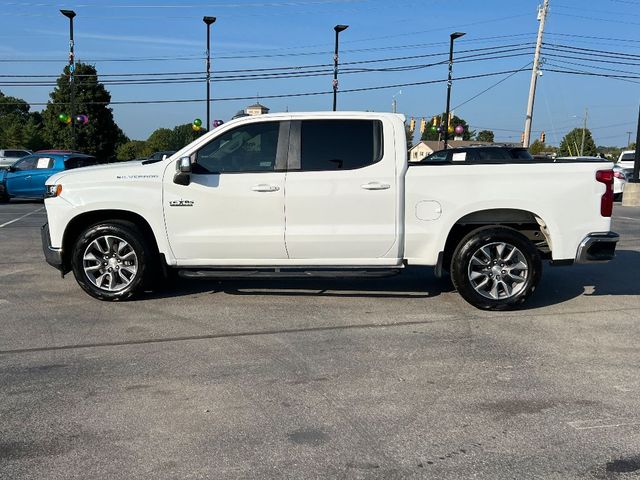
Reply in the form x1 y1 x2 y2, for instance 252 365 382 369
45 184 62 198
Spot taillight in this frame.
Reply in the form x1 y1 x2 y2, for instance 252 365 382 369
595 169 614 217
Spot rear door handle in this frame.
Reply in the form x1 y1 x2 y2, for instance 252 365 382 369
361 182 390 190
251 184 280 192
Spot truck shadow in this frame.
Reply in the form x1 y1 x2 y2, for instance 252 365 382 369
524 249 640 309
147 249 639 307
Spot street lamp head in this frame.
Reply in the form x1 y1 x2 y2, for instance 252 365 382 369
60 9 76 19
203 16 216 25
334 24 349 33
450 31 466 40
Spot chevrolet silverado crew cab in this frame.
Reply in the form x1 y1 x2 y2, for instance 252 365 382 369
41 112 619 310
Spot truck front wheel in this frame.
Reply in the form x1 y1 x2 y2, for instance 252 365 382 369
450 227 542 310
71 221 152 301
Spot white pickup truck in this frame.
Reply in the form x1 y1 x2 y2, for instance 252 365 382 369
42 112 618 310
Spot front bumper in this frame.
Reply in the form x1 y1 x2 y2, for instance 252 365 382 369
575 232 619 263
41 223 64 272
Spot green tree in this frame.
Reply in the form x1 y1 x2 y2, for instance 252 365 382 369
145 127 174 154
476 130 494 143
41 63 126 161
0 91 41 149
559 128 597 157
116 140 148 161
0 91 30 119
420 114 474 141
529 140 547 155
171 123 205 150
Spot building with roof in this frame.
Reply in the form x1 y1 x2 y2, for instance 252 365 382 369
245 103 270 116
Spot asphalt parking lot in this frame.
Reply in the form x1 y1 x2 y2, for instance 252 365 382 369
1 200 639 479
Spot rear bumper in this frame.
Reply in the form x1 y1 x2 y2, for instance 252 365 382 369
41 223 64 272
575 232 619 263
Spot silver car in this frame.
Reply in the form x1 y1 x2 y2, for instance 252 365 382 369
0 149 32 169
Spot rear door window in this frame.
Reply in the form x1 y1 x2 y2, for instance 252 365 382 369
298 120 383 171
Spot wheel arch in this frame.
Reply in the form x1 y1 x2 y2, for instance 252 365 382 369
439 208 551 274
61 209 160 273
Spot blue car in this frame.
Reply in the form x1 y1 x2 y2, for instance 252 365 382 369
0 151 98 201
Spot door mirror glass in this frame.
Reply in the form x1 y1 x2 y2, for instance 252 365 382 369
177 156 192 173
174 156 191 185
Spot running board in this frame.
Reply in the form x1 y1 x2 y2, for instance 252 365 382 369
178 268 402 279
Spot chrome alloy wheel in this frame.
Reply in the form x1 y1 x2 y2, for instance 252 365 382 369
467 242 529 300
82 235 138 292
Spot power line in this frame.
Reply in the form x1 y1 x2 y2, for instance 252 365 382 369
553 11 640 26
0 68 530 106
544 32 640 44
542 43 640 59
452 62 532 110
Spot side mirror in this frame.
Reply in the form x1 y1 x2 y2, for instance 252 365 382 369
7 166 16 173
173 156 192 186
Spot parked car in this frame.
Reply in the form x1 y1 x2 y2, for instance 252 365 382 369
617 150 636 169
147 151 177 162
0 151 98 202
41 112 618 310
613 164 633 199
0 149 32 169
422 145 534 163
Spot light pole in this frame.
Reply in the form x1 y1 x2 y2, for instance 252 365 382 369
60 9 76 150
203 16 216 132
332 24 348 112
442 31 465 151
392 90 402 114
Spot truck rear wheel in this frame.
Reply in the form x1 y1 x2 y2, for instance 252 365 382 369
71 221 152 301
450 227 542 310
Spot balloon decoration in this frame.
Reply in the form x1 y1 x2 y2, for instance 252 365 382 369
447 125 454 134
58 113 89 125
212 119 224 128
454 125 464 135
192 118 203 132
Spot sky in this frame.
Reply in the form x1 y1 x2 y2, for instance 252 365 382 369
0 0 638 145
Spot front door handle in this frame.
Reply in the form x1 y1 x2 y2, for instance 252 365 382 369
361 182 390 190
251 184 280 192
25 175 32 180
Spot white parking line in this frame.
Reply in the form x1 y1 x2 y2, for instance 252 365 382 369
0 207 44 229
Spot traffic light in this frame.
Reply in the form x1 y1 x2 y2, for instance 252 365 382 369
539 131 546 143
409 117 416 133
432 116 438 127
419 118 426 134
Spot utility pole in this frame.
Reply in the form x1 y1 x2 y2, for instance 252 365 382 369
203 16 216 132
580 107 588 156
523 0 549 148
627 131 633 148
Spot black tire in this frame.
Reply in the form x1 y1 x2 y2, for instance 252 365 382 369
71 220 154 301
0 193 9 203
450 227 542 310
